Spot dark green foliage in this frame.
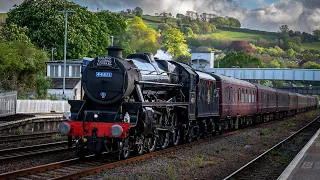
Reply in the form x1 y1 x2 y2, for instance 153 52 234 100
134 7 143 17
313 30 320 41
219 51 265 68
35 75 52 99
0 40 49 91
6 0 110 59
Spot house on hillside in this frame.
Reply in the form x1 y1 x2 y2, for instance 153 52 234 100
200 13 217 22
45 57 93 100
186 11 198 19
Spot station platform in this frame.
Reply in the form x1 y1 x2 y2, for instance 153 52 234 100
278 127 320 180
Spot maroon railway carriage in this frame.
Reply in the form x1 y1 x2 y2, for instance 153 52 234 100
276 89 290 116
310 96 318 109
296 93 308 112
255 84 277 116
288 92 298 115
210 74 257 129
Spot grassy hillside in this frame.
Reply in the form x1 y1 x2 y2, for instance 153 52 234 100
140 16 320 51
301 42 320 51
211 30 278 41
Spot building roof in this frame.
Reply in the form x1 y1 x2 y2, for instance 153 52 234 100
50 78 81 89
210 73 255 87
46 60 83 65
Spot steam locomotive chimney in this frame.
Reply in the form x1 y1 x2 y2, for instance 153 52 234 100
107 46 123 59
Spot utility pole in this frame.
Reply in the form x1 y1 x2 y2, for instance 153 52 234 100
110 35 114 46
59 10 74 100
51 48 55 61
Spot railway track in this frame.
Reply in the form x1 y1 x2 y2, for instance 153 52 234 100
0 141 73 161
0 114 35 122
223 116 320 180
0 115 314 180
0 131 59 143
0 130 240 180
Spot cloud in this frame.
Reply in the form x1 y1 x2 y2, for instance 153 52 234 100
0 0 24 12
244 0 320 32
1 0 319 32
75 0 318 32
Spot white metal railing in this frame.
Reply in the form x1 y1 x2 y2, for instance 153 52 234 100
0 91 17 117
16 100 70 113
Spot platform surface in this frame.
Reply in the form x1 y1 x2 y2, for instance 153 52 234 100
278 127 320 180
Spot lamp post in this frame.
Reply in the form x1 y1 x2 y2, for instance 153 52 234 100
110 35 114 46
51 48 55 61
59 10 74 100
196 55 202 70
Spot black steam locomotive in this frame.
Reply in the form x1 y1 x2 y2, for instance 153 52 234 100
59 46 317 159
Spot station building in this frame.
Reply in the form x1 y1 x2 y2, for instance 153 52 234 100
45 57 93 100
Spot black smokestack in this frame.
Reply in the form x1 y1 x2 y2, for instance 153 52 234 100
107 46 123 59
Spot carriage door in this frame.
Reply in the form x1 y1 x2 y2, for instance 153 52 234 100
238 88 241 115
267 93 270 112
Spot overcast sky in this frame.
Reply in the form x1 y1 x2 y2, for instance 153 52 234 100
0 0 319 33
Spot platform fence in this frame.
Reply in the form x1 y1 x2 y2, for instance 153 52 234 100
0 91 17 117
16 100 70 113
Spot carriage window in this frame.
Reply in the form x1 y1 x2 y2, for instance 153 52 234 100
249 90 252 103
252 90 255 102
232 88 235 102
241 89 245 102
238 88 241 101
229 87 232 102
225 88 229 102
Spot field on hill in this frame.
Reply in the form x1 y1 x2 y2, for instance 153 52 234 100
302 42 320 51
211 30 278 41
141 17 320 51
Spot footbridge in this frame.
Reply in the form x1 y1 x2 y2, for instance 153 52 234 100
204 68 320 81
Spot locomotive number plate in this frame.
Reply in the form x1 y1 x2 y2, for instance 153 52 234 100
96 72 112 77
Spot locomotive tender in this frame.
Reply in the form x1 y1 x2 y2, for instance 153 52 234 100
59 47 318 159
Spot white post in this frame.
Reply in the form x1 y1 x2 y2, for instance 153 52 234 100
59 10 74 100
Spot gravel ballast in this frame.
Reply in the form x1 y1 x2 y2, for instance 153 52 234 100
82 110 320 180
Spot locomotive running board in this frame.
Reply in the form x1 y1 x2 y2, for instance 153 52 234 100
141 102 189 107
136 81 182 87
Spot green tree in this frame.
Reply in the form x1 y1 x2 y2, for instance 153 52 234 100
35 75 52 99
1 23 30 43
183 27 194 37
0 40 49 91
209 17 226 27
134 7 143 17
6 0 110 60
97 11 126 37
219 51 264 68
313 29 320 41
158 23 171 32
226 17 241 28
162 27 190 59
124 17 160 56
269 59 281 68
279 25 289 35
286 48 295 58
302 61 320 69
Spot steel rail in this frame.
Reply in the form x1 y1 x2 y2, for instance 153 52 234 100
0 141 74 161
222 116 320 180
52 131 243 180
0 131 59 143
0 113 311 180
